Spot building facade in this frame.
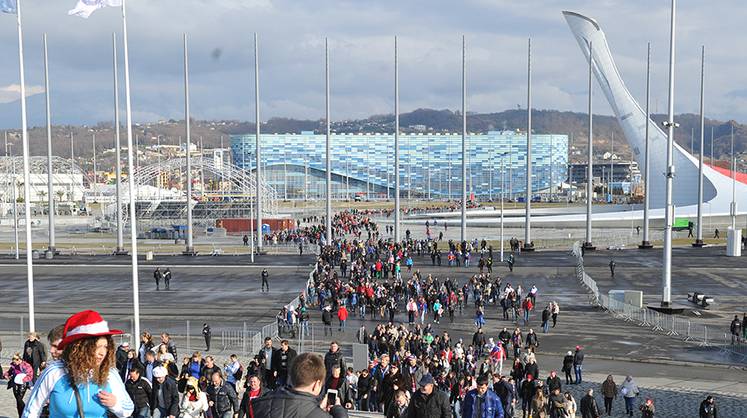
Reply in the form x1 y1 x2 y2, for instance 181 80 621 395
231 131 568 200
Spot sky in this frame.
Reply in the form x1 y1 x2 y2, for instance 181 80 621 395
0 0 746 128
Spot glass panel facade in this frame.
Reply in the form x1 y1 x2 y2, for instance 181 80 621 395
231 131 568 200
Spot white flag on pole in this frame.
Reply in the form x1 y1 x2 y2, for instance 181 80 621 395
68 0 122 19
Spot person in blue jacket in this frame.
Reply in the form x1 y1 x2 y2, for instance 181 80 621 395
461 374 504 418
22 310 134 418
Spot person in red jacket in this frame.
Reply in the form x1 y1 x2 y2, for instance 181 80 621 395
522 297 534 323
338 305 349 332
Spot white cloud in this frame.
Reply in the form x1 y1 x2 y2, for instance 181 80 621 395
0 84 45 104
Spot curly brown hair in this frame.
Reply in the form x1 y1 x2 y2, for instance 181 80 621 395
62 335 115 386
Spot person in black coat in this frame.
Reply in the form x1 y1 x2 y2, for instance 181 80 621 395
272 340 298 387
22 332 47 382
579 388 601 418
150 366 179 417
406 374 450 418
357 369 374 411
562 351 574 385
324 342 346 378
699 395 718 418
125 365 152 418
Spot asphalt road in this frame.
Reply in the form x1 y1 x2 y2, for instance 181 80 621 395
0 254 316 335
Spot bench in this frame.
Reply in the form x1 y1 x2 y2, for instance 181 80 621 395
687 292 714 308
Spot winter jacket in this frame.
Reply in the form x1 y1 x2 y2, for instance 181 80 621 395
461 388 505 418
573 350 584 366
251 386 349 418
601 379 617 398
699 399 718 418
407 388 451 418
620 379 639 399
22 339 47 369
179 391 209 418
125 377 152 410
579 394 600 418
206 382 239 415
324 349 346 376
150 376 179 416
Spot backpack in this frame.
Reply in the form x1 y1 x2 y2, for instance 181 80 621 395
233 364 244 381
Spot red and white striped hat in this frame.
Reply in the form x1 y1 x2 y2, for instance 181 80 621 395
58 310 123 350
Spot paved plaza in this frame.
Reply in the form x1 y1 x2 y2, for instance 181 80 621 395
1 246 746 417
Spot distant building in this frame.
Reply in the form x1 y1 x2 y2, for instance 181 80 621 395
231 131 568 200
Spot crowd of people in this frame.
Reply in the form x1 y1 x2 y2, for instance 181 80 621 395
0 210 729 418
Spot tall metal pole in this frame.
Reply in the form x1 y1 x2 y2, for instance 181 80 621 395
113 32 126 255
583 41 595 251
15 0 35 332
730 124 736 231
523 37 534 250
6 138 19 260
394 36 401 242
460 35 467 242
92 133 97 199
694 46 705 247
254 33 263 251
640 43 653 249
122 0 141 348
500 156 505 262
325 38 332 245
43 34 55 254
710 126 714 167
182 34 195 255
661 0 677 308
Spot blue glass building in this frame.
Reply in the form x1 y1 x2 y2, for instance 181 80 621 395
231 131 568 200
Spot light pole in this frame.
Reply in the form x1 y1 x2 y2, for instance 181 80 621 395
460 35 467 243
498 152 508 262
182 33 195 256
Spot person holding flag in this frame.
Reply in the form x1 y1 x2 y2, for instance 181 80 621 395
489 340 506 376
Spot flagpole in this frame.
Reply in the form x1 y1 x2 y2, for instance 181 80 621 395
693 45 705 247
113 32 126 255
14 0 35 333
640 43 653 249
460 35 467 243
183 33 195 256
92 133 97 200
661 0 677 308
583 41 596 251
394 36 401 243
325 38 332 245
121 0 140 349
254 33 262 252
43 33 56 255
523 37 534 251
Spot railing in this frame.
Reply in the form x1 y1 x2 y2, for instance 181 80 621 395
570 241 747 363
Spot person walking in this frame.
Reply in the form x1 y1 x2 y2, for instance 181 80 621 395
153 267 162 291
21 310 134 418
609 260 616 278
698 395 718 418
562 351 574 385
579 388 601 418
729 315 742 344
601 375 617 416
202 323 212 351
4 353 33 417
338 304 349 332
460 374 504 418
251 352 349 418
714 228 720 239
206 371 239 418
620 376 639 416
638 398 654 418
261 268 270 292
407 374 450 418
124 365 152 418
163 268 172 290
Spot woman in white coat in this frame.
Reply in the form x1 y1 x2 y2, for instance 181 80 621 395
179 377 208 418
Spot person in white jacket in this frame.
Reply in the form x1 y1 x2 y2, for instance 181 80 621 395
179 377 208 418
620 375 640 417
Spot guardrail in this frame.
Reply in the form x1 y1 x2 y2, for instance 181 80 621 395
570 241 747 363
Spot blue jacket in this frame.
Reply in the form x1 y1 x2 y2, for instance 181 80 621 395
461 388 504 418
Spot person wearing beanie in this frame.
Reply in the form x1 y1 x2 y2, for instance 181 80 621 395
151 365 179 417
20 310 134 418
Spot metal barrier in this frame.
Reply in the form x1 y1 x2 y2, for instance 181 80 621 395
570 241 747 363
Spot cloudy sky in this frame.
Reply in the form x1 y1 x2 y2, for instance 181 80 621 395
0 0 745 128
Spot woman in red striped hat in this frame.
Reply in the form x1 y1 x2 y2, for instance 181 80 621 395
22 310 134 418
